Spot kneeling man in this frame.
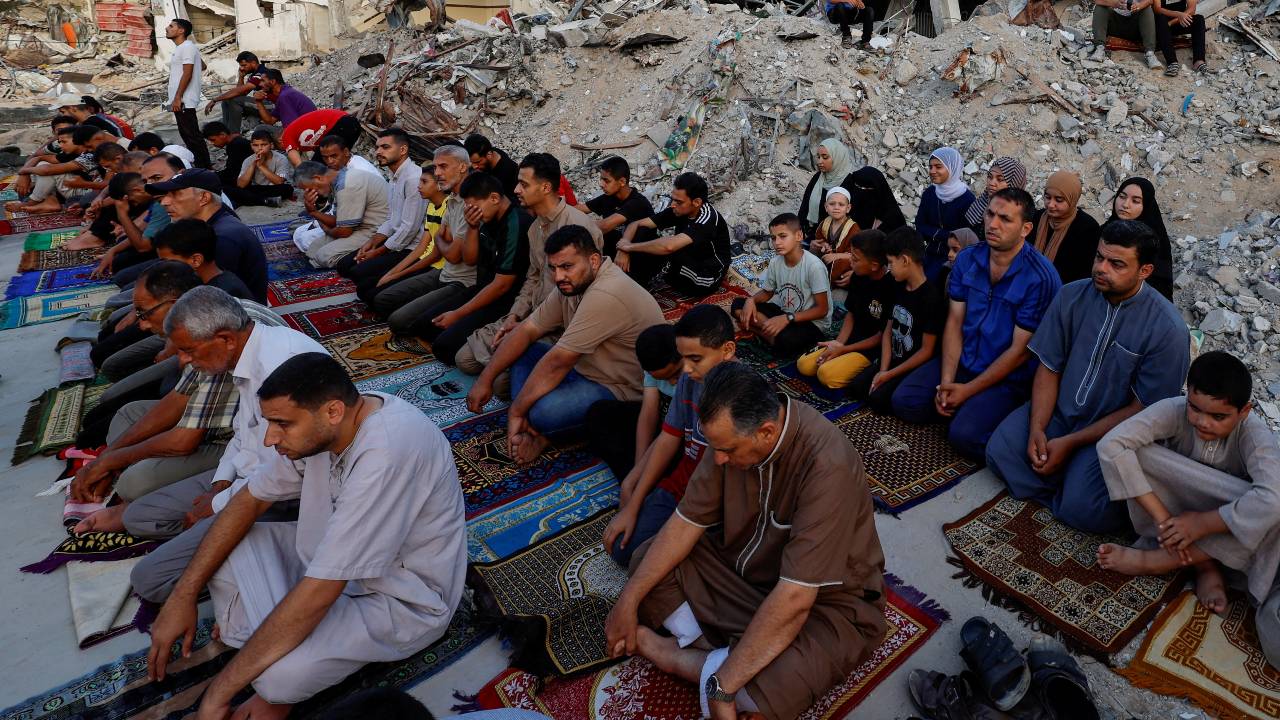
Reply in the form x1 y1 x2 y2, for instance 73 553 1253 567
147 352 466 718
605 362 886 720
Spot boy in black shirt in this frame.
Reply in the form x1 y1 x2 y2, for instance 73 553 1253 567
201 121 255 193
615 172 730 297
849 227 944 412
154 220 255 300
580 156 655 256
465 133 521 200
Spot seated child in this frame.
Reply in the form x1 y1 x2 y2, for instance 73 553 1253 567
228 129 293 207
848 227 943 412
797 228 899 388
67 171 150 253
809 187 861 287
603 305 736 566
731 212 831 358
940 227 980 291
1096 351 1280 667
585 323 682 481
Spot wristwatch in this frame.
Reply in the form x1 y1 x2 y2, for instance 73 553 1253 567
785 311 796 323
705 673 736 704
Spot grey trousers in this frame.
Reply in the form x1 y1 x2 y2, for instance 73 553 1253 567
374 268 471 335
101 334 167 382
220 96 258 133
108 401 226 501
1093 5 1157 51
97 355 180 407
27 163 74 202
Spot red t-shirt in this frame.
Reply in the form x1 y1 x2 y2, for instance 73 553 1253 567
559 176 577 206
280 109 349 152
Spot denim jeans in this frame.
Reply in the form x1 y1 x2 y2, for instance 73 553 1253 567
510 341 617 435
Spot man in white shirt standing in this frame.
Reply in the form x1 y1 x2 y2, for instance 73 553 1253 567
163 18 211 169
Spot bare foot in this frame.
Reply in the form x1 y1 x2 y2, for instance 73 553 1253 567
232 694 293 720
74 503 128 534
3 201 20 213
65 234 104 251
1096 543 1180 575
636 626 704 682
511 431 550 466
211 623 221 642
1194 561 1228 615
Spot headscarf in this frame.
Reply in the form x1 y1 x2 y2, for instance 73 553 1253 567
964 156 1027 227
847 166 906 230
1104 177 1168 244
950 227 980 253
805 137 857 224
930 147 968 204
1033 171 1083 262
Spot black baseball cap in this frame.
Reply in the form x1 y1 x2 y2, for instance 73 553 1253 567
145 168 223 195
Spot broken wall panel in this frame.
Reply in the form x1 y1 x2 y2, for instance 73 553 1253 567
233 0 337 59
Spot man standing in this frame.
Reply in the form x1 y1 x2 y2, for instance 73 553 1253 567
616 172 731 297
291 161 389 269
454 152 602 384
891 188 1061 459
334 128 427 289
605 363 886 720
162 18 210 169
466 225 664 465
987 220 1189 533
147 352 466 719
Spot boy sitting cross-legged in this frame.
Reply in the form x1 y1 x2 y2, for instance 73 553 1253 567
731 212 832 358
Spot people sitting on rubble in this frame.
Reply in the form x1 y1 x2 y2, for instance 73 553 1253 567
581 156 655 256
1030 170 1102 285
605 361 887 720
1104 177 1174 301
359 162 448 306
732 213 831 358
585 323 682 482
798 138 858 240
201 121 255 193
205 50 272 131
964 156 1026 236
809 187 860 286
893 188 1060 459
987 219 1189 534
826 0 875 48
1096 351 1280 659
616 172 731 297
1155 0 1207 75
915 147 976 278
147 351 467 720
404 172 532 364
1090 0 1163 69
334 128 428 291
602 305 736 567
465 133 520 198
252 68 318 131
466 225 664 465
291 160 390 270
81 96 135 140
227 129 293 208
847 166 907 232
52 93 124 137
797 229 895 389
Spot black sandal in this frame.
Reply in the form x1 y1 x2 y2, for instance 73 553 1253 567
959 617 1030 711
1026 637 1099 720
908 669 1017 720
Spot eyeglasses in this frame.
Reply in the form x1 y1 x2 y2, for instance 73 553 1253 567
134 299 173 322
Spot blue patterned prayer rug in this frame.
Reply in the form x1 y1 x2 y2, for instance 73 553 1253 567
252 219 296 243
466 464 618 562
357 361 505 429
0 286 117 331
4 265 110 299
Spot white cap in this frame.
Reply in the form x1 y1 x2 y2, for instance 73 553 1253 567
162 144 195 168
50 92 85 110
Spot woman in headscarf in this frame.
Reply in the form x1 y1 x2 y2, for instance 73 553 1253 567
1031 171 1101 285
1103 177 1174 299
798 137 858 239
915 147 976 277
846 166 906 232
965 156 1027 235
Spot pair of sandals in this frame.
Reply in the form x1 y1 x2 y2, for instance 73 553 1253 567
908 617 1099 720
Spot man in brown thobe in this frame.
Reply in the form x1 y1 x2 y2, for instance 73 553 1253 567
606 362 886 720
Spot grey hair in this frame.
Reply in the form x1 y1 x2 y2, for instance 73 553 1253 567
696 362 782 435
164 285 251 339
434 144 470 164
293 160 329 185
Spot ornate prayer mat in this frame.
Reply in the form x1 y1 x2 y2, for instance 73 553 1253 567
20 529 160 574
0 285 117 331
3 211 82 234
1107 35 1192 52
267 271 356 307
356 361 505 429
944 492 1187 655
12 381 109 464
5 265 109 300
284 300 381 339
467 464 619 562
16 247 106 273
23 229 80 251
835 408 979 513
654 282 750 323
252 219 297 243
1119 591 1280 720
447 410 603 519
472 579 946 719
728 249 774 292
318 326 432 381
263 238 305 260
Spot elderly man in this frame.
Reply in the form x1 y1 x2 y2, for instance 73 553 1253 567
605 362 886 720
467 225 664 464
291 158 388 269
333 128 427 288
147 168 268 303
616 172 731 297
987 220 1189 533
454 152 602 384
125 286 323 604
148 352 467 719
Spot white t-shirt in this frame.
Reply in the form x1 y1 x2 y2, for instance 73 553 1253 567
167 39 203 109
762 251 833 332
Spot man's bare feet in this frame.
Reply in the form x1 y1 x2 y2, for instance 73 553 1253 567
1096 543 1181 575
232 693 293 720
13 198 63 215
3 201 20 213
1194 561 1228 615
511 431 550 466
636 626 705 683
74 503 128 534
65 233 104 250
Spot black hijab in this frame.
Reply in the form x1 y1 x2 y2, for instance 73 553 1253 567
1104 177 1174 300
847 166 906 232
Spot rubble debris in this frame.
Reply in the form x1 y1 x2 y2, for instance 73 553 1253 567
940 44 1007 96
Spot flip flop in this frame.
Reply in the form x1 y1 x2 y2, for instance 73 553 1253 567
1026 637 1099 720
959 617 1030 711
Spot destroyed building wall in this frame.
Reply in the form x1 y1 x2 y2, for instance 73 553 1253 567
231 0 337 58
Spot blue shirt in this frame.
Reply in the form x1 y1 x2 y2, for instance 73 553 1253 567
947 241 1060 381
143 201 171 240
1029 280 1189 430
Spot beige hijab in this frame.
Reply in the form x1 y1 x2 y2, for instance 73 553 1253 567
1034 171 1082 262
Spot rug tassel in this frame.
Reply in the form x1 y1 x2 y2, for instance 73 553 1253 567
132 596 161 634
10 391 49 465
872 496 903 517
450 691 482 714
885 572 952 623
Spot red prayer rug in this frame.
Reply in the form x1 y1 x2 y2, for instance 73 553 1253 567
0 211 83 235
266 271 356 307
283 300 381 339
